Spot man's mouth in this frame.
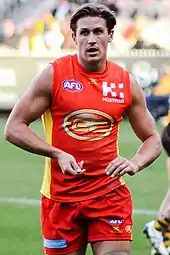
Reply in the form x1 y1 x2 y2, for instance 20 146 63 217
86 47 99 53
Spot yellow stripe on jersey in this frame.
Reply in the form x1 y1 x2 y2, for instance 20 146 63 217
117 123 125 185
40 109 53 198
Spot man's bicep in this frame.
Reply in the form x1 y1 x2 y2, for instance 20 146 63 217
126 103 157 142
11 89 51 124
8 65 53 125
126 75 158 142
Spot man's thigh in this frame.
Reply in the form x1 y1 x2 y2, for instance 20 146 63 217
91 240 131 255
82 185 133 253
41 195 87 255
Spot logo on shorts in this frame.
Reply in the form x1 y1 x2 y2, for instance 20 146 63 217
109 217 124 225
63 80 83 92
125 225 132 234
112 226 121 233
44 238 67 249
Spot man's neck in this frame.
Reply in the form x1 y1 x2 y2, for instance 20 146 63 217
77 55 106 73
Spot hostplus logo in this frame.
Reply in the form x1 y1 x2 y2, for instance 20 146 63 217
102 81 125 103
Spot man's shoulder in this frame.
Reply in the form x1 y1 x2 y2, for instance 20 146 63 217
108 60 127 72
52 54 75 65
107 60 130 79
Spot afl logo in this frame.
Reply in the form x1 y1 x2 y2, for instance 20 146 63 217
63 80 83 92
63 109 114 141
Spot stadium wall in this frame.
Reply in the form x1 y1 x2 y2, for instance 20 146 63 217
0 50 170 110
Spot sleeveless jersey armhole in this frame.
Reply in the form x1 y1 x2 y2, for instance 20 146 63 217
50 61 60 104
123 70 132 109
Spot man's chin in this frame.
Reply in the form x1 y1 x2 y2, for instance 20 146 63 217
86 55 100 63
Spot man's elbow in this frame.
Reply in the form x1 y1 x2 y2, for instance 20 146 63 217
4 122 17 143
4 124 13 142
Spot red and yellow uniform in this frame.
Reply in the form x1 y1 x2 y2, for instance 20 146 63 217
41 54 133 254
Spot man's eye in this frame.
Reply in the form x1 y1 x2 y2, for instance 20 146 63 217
95 30 103 35
81 31 89 36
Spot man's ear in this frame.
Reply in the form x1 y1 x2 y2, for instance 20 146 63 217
72 32 77 44
108 29 114 42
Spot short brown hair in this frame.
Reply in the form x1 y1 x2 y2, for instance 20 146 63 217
70 3 116 34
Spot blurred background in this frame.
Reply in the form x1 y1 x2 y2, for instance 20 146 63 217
1 0 170 53
1 0 170 255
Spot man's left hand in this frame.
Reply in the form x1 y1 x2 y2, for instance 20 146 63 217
105 156 139 178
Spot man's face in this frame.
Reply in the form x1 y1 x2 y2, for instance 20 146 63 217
73 16 113 64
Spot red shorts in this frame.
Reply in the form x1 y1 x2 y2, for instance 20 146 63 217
41 185 132 255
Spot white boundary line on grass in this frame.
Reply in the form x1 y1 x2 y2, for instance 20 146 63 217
0 197 157 216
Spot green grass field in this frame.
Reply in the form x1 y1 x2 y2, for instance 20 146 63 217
0 117 168 255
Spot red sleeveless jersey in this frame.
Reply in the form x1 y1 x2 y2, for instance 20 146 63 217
41 54 131 202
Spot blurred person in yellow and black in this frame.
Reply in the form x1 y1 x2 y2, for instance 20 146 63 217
143 117 170 255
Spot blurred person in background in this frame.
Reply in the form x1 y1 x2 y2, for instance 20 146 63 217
59 10 77 49
143 65 170 255
18 25 34 53
101 0 119 15
154 67 170 97
0 16 21 50
51 0 74 50
132 63 170 123
43 20 64 51
29 11 64 53
29 28 47 53
110 8 148 53
143 120 170 255
148 66 170 123
29 11 54 52
54 0 70 22
4 3 161 255
140 13 170 51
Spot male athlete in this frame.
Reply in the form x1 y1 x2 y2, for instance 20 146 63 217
144 122 170 255
4 3 161 255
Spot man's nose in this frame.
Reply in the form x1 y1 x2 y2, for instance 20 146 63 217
88 32 96 44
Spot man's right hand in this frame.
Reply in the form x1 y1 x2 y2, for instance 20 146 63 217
54 150 85 176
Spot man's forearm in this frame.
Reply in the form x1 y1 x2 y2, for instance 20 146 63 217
4 123 60 159
130 134 162 171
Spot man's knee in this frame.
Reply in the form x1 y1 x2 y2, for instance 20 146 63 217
92 240 131 255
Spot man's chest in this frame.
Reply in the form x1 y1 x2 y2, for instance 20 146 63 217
56 76 128 116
